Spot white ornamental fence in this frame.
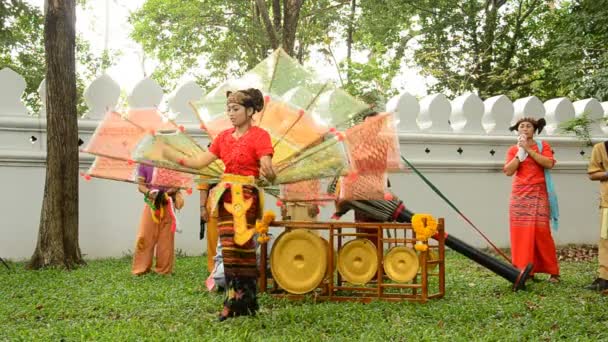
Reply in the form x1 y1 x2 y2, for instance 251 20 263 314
0 67 606 259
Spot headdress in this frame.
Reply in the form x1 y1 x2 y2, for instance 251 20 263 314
509 117 546 134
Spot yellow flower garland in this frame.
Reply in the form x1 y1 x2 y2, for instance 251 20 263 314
411 213 438 251
255 211 276 243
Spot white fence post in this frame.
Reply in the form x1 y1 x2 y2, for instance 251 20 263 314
419 93 451 132
83 74 121 119
450 92 484 134
386 92 420 132
0 68 28 117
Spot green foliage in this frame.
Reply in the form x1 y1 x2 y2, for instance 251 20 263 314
1 253 607 340
539 0 608 101
558 112 596 147
0 0 45 113
344 1 417 105
0 0 118 115
349 0 608 103
129 0 345 91
130 0 608 105
404 0 554 99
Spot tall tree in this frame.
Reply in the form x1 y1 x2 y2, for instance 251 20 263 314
409 0 552 99
538 0 608 101
130 0 347 90
254 0 303 55
28 0 83 270
339 0 417 105
353 0 608 102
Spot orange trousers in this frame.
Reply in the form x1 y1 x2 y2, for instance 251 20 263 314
132 204 175 275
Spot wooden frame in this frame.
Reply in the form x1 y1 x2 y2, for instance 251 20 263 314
258 219 445 303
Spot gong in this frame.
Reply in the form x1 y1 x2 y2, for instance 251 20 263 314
270 229 327 294
337 239 378 285
383 246 419 283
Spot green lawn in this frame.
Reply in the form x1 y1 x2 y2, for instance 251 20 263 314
1 253 607 341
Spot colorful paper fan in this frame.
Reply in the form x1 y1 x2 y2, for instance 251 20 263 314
343 112 404 174
86 157 138 183
81 109 201 189
85 156 193 190
338 173 388 201
280 179 336 203
131 130 223 179
82 48 405 201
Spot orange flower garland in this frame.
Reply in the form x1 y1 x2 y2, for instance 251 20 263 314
411 214 438 251
255 211 276 243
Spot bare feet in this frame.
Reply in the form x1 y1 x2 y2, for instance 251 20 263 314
548 275 560 284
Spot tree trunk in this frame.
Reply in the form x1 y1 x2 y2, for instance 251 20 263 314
346 0 356 84
477 0 499 98
256 0 279 49
272 0 282 31
28 0 83 270
282 0 304 55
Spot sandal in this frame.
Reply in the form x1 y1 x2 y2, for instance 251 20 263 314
548 275 560 284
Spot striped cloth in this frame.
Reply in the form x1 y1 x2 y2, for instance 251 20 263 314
509 183 559 276
217 185 259 317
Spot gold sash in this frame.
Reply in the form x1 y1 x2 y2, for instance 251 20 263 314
207 174 264 246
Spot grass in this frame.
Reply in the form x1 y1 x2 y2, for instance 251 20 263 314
1 252 608 341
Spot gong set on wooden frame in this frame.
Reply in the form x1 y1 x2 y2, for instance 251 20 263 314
258 219 445 303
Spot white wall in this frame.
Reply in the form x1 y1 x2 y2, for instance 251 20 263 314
1 68 607 260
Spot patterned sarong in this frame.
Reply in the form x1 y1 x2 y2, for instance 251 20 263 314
509 183 559 275
218 185 259 317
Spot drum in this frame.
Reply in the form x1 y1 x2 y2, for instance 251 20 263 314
337 238 378 284
336 197 414 223
383 246 419 283
270 229 327 294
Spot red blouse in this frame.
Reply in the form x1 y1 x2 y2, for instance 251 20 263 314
505 140 555 186
208 126 274 177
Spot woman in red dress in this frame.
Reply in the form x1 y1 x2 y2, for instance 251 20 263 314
503 117 560 283
165 88 275 320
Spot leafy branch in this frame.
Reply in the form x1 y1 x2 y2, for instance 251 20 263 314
558 112 595 147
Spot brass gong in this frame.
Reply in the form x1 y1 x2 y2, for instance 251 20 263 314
270 229 327 294
383 246 419 283
337 239 378 285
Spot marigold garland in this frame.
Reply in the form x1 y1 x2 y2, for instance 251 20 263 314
256 211 276 243
411 213 438 251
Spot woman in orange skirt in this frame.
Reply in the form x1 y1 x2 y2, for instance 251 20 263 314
503 117 560 283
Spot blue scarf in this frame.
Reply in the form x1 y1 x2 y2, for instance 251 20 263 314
536 140 559 231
